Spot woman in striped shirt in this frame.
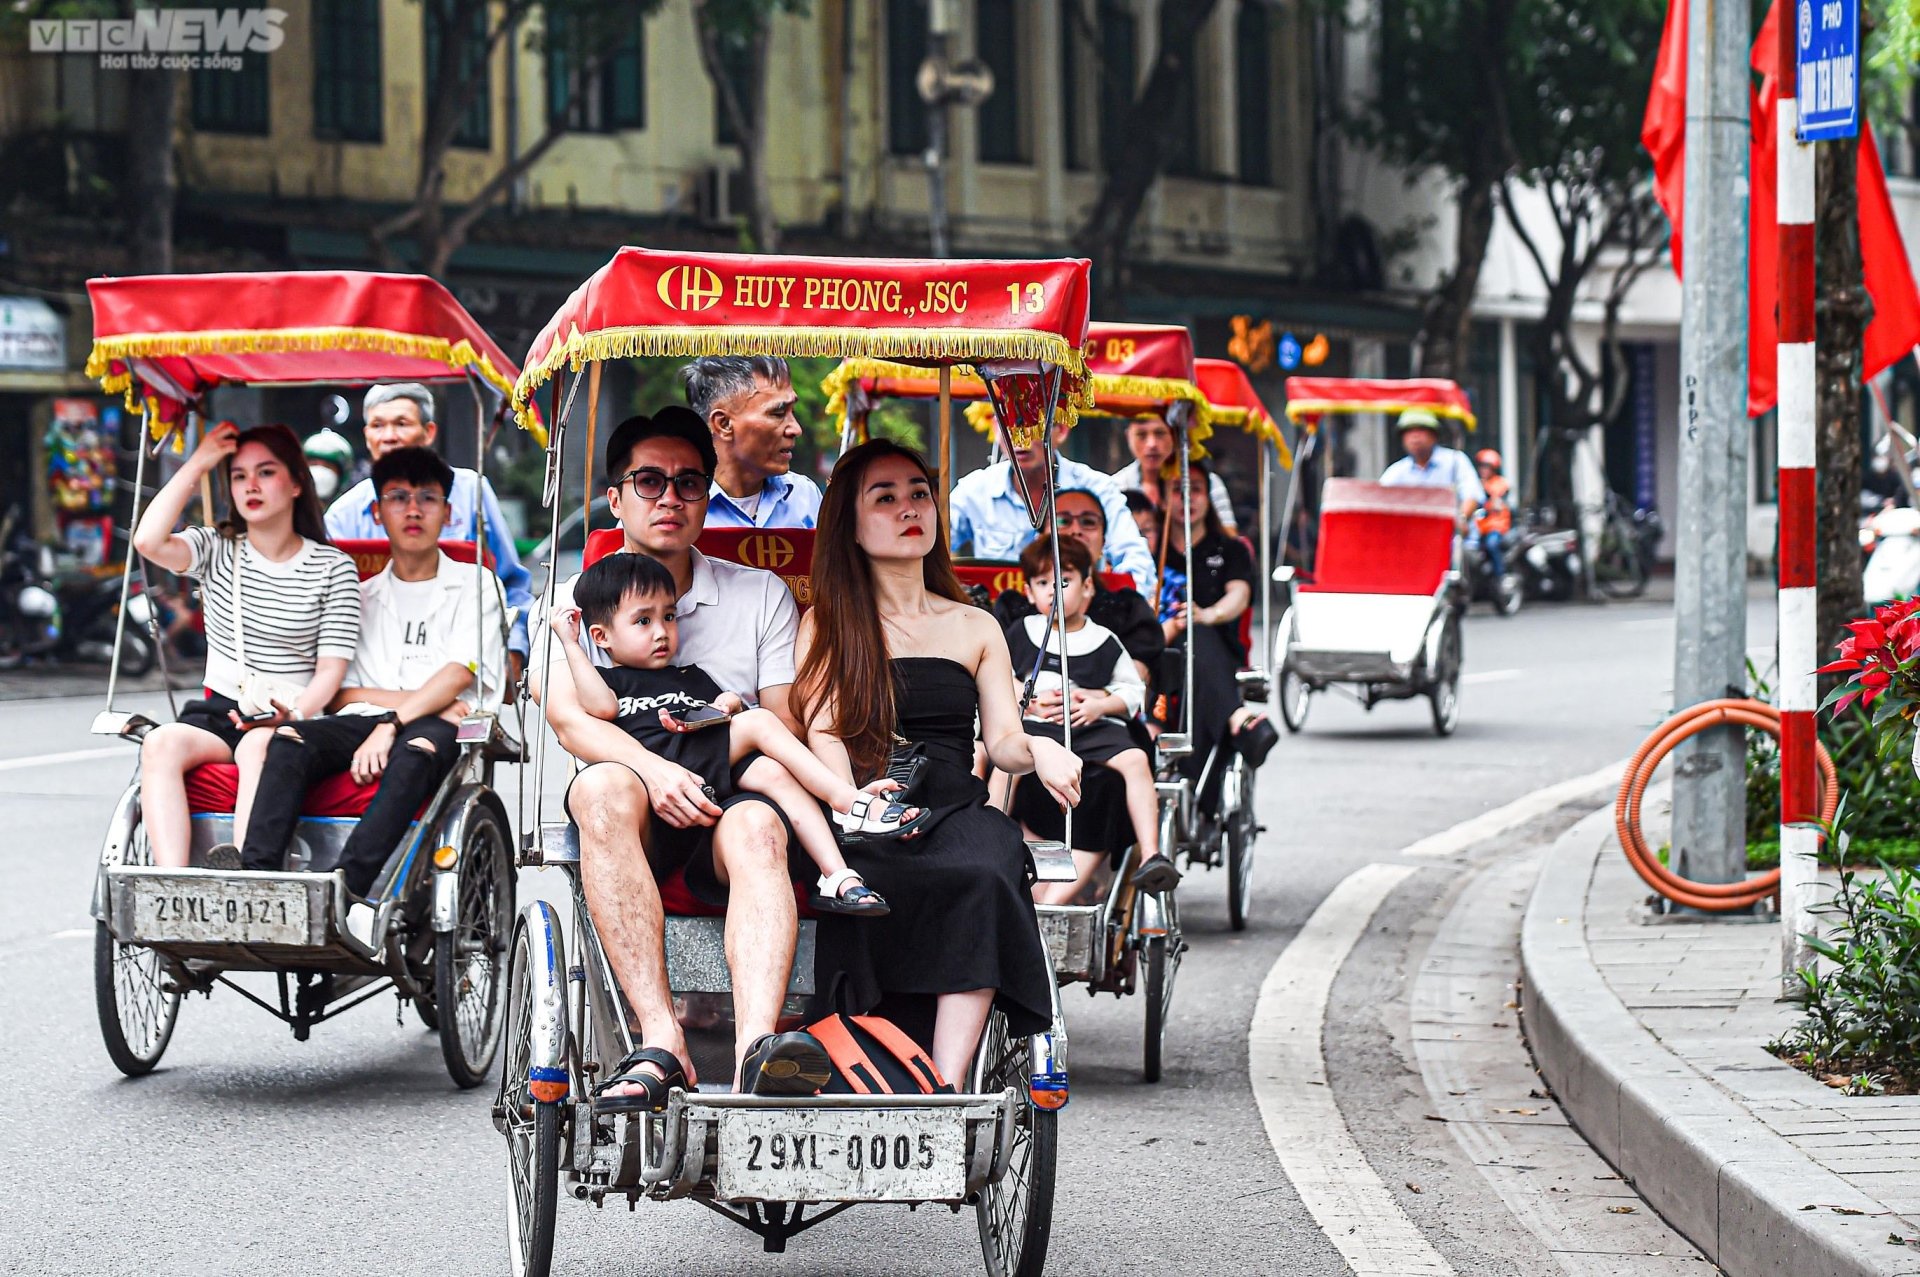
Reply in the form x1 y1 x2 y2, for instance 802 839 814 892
133 423 362 869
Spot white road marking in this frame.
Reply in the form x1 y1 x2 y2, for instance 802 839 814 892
1248 862 1456 1275
0 745 133 772
1401 760 1627 859
51 929 90 939
1461 668 1522 685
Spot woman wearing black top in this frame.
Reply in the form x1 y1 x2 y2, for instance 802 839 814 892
1157 461 1277 812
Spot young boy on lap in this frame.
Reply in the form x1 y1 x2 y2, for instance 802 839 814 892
1004 536 1176 904
550 552 921 914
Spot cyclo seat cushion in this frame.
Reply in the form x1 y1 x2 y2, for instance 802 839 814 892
184 763 381 818
1304 480 1456 597
654 864 817 920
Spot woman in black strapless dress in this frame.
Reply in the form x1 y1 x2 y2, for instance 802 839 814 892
794 442 1083 1085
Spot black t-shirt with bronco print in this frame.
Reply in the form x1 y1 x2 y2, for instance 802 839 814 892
599 662 727 751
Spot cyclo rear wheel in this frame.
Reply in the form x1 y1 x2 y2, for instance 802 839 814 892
439 804 514 1088
1223 755 1256 932
501 920 560 1277
973 1008 1056 1277
94 814 181 1076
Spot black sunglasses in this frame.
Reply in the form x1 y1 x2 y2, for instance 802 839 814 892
620 467 710 502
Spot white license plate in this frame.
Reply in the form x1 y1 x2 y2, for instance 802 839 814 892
714 1108 966 1202
131 878 311 945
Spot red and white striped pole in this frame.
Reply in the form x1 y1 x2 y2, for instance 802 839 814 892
1776 9 1819 970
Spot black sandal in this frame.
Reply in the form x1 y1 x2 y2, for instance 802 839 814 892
1233 716 1279 768
1131 853 1183 892
594 1045 688 1114
739 1031 831 1097
810 869 891 916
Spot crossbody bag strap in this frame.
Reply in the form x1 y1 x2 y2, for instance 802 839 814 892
228 534 247 672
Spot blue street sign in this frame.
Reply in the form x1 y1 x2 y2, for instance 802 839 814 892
1796 0 1860 141
1277 332 1303 371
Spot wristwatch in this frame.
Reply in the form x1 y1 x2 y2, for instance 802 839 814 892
373 710 401 727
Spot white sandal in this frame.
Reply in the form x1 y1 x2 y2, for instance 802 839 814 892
831 792 929 843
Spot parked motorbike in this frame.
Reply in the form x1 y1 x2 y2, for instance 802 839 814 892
1863 504 1920 606
1517 515 1582 601
56 568 156 677
0 508 63 670
1462 533 1523 616
1593 492 1660 599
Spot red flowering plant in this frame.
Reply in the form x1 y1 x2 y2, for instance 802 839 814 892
1819 598 1920 756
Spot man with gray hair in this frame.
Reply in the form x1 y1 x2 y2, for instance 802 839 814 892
682 356 823 529
326 382 535 670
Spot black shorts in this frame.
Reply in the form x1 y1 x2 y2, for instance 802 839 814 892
176 692 248 752
562 762 806 908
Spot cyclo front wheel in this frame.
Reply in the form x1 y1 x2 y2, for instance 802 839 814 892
973 1008 1057 1277
438 803 514 1088
95 815 181 1076
501 920 560 1277
1223 756 1256 932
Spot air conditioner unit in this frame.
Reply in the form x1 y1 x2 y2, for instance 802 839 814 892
695 164 749 230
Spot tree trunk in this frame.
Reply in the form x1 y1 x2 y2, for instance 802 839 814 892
1416 173 1495 378
1070 0 1220 304
744 19 778 252
1815 139 1866 662
124 65 178 273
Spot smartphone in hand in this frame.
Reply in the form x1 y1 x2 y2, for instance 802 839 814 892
666 704 733 731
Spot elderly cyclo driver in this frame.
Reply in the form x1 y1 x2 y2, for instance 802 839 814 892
533 407 824 1108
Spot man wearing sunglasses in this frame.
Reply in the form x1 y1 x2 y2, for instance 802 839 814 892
533 408 812 1100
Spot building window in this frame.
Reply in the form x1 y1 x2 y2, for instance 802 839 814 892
1235 2 1273 185
887 0 929 156
191 55 270 135
1096 0 1137 171
1164 72 1202 177
425 2 491 150
975 0 1024 163
313 0 383 143
548 7 645 132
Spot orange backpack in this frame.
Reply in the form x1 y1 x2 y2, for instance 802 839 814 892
807 1013 955 1095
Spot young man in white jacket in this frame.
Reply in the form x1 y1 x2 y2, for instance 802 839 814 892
238 447 506 903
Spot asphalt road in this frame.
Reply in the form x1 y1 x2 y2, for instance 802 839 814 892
0 588 1764 1276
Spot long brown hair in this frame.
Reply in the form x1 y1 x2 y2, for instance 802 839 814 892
795 439 969 781
217 424 332 545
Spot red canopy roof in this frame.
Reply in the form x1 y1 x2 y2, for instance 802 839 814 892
86 271 528 437
1282 376 1477 431
1196 357 1290 467
515 247 1092 428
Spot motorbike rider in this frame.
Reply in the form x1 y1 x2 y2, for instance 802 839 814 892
303 429 356 504
1472 448 1512 579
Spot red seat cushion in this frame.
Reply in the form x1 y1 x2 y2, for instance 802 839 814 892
330 538 492 581
1303 480 1457 596
656 865 816 919
185 763 382 818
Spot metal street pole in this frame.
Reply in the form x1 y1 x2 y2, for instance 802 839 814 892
923 2 955 258
1671 0 1751 891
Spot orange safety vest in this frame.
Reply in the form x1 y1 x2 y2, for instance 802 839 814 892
1475 475 1512 535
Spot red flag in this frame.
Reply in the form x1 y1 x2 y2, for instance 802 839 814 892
1642 0 1920 415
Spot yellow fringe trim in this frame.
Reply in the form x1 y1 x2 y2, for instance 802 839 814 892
87 327 538 444
1283 399 1477 433
514 326 1088 431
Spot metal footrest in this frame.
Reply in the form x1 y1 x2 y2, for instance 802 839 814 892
1036 904 1103 983
102 865 383 972
665 916 815 997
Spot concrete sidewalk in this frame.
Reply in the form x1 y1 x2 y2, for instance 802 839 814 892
1522 805 1920 1277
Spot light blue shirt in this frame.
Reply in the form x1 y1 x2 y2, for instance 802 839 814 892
1381 446 1486 508
704 471 823 530
325 467 534 657
949 458 1157 596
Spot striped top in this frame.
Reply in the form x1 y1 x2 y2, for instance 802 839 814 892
180 527 361 700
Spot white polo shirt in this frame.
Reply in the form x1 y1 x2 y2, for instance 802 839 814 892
341 550 508 713
541 548 798 700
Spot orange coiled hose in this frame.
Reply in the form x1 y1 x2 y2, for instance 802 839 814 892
1614 698 1838 913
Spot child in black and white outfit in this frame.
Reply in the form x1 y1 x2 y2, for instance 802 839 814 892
1003 536 1176 905
550 551 923 914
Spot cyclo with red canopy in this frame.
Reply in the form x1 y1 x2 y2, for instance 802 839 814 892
1273 376 1472 736
820 322 1263 1090
83 270 527 1086
505 247 1087 1276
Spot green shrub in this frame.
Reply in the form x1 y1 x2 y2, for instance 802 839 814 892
1746 706 1920 847
1775 805 1920 1084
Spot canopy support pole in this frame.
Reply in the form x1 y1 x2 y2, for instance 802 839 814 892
583 361 603 528
104 406 153 715
530 372 579 852
1178 430 1195 743
1257 435 1273 682
938 366 953 512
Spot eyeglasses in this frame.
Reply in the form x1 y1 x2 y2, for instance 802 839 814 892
378 489 446 511
621 468 711 503
1055 513 1105 532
